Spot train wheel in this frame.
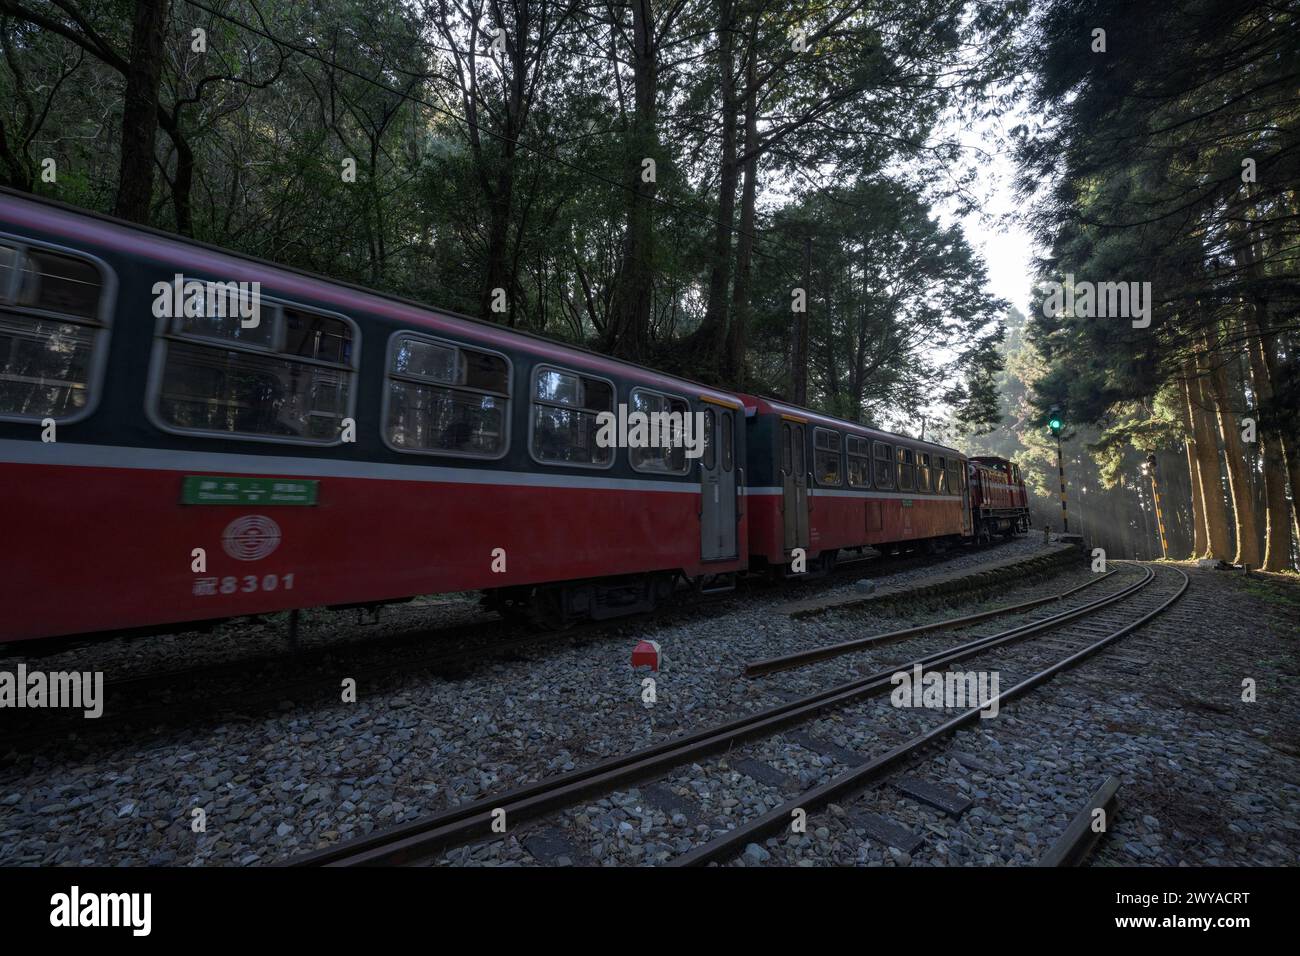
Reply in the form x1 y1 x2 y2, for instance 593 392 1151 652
652 573 676 608
527 586 571 631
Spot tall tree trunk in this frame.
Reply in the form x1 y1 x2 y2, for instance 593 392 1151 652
154 103 195 235
1184 362 1232 558
606 0 658 361
1163 444 1192 556
169 125 194 235
1184 435 1207 558
480 156 516 323
1255 308 1300 564
725 18 759 386
1242 310 1293 571
1203 337 1260 567
1238 218 1298 566
699 0 737 371
0 118 34 191
475 6 530 325
791 235 810 405
823 272 839 403
1283 435 1300 560
1177 374 1208 557
113 0 169 223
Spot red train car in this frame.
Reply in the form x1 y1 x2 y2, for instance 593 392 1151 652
0 190 747 641
968 455 1031 542
0 190 1035 644
740 395 972 573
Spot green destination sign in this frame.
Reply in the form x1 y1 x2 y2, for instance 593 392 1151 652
181 475 319 506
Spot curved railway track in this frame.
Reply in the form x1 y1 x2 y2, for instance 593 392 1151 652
291 562 1187 867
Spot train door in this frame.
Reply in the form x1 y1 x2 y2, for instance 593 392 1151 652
961 462 974 536
781 421 809 552
700 407 738 560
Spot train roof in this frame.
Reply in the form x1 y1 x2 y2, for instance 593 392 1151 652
0 188 742 410
739 393 964 458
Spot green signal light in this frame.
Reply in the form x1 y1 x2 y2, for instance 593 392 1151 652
1049 418 1062 430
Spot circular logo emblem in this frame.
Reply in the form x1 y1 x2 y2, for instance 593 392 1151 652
222 515 282 562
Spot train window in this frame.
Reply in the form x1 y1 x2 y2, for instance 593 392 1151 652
814 427 842 486
172 298 276 349
466 349 511 394
936 456 949 494
530 365 614 467
393 336 458 382
155 298 356 444
17 248 102 318
949 460 962 494
535 366 581 405
918 453 931 493
0 242 110 423
0 245 14 293
846 435 870 488
384 333 509 458
873 441 893 489
283 308 355 365
702 408 716 470
629 387 690 474
782 424 793 473
721 411 734 471
896 446 915 491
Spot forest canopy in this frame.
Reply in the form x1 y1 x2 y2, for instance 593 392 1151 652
0 0 1017 432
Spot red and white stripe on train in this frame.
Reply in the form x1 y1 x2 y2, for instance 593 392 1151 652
0 189 1029 643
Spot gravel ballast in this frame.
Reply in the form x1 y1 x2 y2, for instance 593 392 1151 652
1 544 1294 867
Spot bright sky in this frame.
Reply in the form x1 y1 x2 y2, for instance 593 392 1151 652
946 108 1041 321
877 101 1041 443
961 195 1038 320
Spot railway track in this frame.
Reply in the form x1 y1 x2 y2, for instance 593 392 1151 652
742 568 1118 676
291 562 1187 867
0 536 1039 755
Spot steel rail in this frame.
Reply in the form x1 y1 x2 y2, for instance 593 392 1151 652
293 565 1156 866
1036 776 1121 867
744 569 1118 676
670 567 1188 866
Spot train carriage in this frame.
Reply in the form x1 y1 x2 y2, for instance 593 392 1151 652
0 190 747 641
0 189 1035 645
740 395 973 572
968 455 1032 542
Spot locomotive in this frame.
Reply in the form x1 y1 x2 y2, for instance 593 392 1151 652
0 189 1029 642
